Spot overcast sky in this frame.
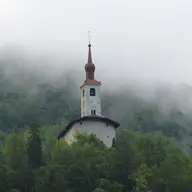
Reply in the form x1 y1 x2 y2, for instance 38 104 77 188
0 0 192 86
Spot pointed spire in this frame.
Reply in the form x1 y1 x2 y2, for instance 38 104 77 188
88 43 92 63
88 31 92 63
85 31 95 80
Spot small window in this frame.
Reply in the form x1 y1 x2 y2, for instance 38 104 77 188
82 89 85 97
90 88 96 96
91 110 96 115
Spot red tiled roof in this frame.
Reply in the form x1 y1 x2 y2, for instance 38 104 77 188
80 79 101 88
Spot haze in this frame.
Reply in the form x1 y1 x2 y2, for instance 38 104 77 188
0 0 192 86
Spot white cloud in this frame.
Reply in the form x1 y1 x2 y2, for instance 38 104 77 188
0 0 192 85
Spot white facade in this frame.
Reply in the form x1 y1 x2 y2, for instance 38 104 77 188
80 84 101 117
64 120 116 147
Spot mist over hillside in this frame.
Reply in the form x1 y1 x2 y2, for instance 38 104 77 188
0 47 191 151
1 1 192 191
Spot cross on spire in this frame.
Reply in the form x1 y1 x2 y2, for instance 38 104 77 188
88 30 91 45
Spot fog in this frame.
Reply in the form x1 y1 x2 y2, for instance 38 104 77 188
0 0 192 87
1 0 192 151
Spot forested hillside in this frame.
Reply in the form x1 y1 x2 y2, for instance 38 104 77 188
0 52 192 191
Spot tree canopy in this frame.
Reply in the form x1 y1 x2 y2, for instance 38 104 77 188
0 58 192 191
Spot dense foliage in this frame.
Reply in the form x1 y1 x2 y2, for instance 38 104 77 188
1 129 192 192
1 53 192 191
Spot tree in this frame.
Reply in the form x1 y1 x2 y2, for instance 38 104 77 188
112 138 116 148
109 131 141 192
0 164 10 192
2 131 31 191
35 165 67 192
129 164 152 192
27 123 42 169
95 178 123 192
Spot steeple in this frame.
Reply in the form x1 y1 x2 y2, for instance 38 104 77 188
84 39 95 80
80 33 102 117
58 35 120 148
88 43 92 63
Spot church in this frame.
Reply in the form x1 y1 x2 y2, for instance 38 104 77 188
57 42 120 147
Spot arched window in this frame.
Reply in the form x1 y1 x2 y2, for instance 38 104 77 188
82 89 85 97
90 88 96 96
91 110 96 115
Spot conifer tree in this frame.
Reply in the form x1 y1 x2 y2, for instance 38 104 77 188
112 137 116 148
27 120 42 169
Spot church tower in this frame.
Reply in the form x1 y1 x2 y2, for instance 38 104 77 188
80 42 102 117
58 36 120 147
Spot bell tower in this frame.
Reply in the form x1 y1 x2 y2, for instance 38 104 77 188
58 33 120 148
80 34 102 117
